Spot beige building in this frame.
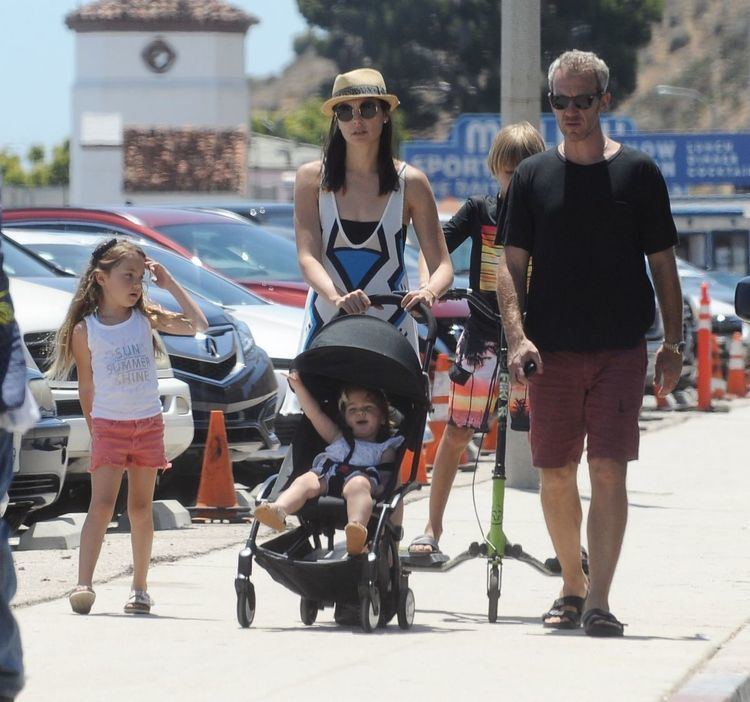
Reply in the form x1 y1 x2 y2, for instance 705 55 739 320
66 0 256 205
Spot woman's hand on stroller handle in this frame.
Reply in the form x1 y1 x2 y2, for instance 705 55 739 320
334 289 371 314
402 286 437 311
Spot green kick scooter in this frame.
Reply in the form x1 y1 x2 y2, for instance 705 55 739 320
401 289 587 622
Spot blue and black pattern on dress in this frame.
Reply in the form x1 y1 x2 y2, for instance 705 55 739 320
299 163 417 352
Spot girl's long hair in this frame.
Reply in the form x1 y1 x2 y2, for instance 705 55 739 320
47 238 185 380
321 100 399 195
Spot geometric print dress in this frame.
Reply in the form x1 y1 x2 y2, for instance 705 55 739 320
299 162 418 352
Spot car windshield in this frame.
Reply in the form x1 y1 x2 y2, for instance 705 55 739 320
18 240 267 307
0 237 61 277
156 222 301 282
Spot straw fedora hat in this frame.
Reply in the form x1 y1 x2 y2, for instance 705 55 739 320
321 68 400 116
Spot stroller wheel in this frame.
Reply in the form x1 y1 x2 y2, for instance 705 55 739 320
300 598 318 626
236 580 256 628
360 588 381 633
397 588 415 630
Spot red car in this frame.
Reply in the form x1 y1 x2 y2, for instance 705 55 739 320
3 206 308 307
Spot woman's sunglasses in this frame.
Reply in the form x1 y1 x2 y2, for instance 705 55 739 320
548 92 603 110
333 100 381 122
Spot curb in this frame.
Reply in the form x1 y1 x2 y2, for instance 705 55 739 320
668 620 750 701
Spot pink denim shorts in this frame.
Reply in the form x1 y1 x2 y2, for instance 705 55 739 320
528 341 647 468
90 414 170 472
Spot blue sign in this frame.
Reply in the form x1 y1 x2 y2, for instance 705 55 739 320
402 113 636 199
619 133 750 194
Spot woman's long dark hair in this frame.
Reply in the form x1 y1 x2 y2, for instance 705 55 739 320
321 100 399 195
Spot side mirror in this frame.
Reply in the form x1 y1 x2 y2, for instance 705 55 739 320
734 277 750 321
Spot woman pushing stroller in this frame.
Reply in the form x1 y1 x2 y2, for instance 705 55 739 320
255 371 402 556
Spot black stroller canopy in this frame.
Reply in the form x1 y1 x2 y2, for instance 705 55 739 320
294 314 427 405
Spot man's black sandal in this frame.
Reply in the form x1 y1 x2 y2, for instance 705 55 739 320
541 595 586 629
582 608 625 637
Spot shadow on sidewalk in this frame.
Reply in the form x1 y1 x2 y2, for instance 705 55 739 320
252 623 475 635
418 609 540 626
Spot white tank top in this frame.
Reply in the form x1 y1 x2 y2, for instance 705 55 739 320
85 310 162 420
299 162 418 352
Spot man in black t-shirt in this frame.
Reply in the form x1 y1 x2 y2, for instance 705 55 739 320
496 50 683 637
409 123 545 556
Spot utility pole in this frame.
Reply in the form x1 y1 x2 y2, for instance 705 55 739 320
500 0 541 127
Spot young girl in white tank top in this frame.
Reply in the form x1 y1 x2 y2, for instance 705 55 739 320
48 238 208 616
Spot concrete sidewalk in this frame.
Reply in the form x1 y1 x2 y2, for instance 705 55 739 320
13 405 750 701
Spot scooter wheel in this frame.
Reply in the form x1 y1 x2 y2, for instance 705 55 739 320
236 580 256 628
488 566 500 623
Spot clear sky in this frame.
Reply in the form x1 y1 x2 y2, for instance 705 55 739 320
0 0 307 158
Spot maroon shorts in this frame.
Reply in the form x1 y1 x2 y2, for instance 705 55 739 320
528 341 646 468
90 414 170 472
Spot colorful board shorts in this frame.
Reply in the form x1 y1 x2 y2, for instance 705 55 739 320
90 414 170 472
448 329 501 431
528 341 647 468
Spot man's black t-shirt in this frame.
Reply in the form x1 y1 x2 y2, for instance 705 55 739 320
497 145 677 352
443 194 501 338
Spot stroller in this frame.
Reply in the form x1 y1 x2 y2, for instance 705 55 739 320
234 295 436 632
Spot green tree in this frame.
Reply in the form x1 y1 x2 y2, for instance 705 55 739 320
48 140 70 186
0 140 69 187
297 0 663 130
0 150 27 186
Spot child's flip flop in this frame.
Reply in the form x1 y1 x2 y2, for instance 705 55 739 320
254 503 287 531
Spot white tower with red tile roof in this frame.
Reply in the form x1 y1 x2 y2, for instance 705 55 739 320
66 0 257 204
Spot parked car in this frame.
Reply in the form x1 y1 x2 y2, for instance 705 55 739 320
4 206 307 307
3 238 281 493
4 229 303 446
193 202 295 235
4 342 70 531
4 207 472 353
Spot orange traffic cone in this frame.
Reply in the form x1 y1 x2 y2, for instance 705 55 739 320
710 334 726 400
400 447 428 485
423 353 451 468
195 410 238 509
726 331 747 397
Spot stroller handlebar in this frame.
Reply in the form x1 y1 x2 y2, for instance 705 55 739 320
365 293 438 346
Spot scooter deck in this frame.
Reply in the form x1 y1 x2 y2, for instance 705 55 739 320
400 541 560 576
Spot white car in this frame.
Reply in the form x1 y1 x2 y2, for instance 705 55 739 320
2 340 70 530
8 277 194 479
3 229 304 443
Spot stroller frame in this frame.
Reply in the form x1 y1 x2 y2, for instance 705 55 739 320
235 295 437 632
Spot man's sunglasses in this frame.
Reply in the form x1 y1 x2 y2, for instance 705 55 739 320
548 92 603 110
333 100 381 122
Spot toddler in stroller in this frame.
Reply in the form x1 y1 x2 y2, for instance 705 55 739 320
234 297 435 632
255 371 404 555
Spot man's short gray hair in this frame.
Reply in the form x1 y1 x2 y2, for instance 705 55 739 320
547 50 610 93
